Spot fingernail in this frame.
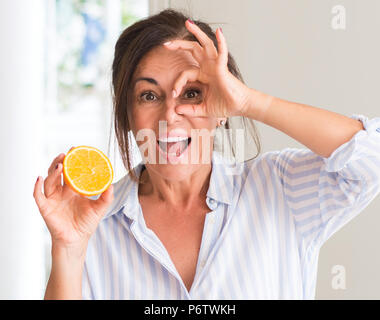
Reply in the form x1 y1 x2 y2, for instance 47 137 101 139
220 27 223 34
55 164 59 170
163 41 172 46
172 89 177 98
36 177 39 183
187 19 194 24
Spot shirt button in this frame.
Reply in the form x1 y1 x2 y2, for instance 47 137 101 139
209 216 215 224
376 127 380 133
208 198 217 210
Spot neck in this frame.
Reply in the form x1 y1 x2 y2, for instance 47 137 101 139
138 164 212 210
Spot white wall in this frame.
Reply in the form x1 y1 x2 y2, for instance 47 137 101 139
162 0 380 299
0 0 46 299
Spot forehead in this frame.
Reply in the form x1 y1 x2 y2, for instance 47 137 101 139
133 45 199 82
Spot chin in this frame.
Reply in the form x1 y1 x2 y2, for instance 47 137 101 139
143 149 209 182
146 162 198 181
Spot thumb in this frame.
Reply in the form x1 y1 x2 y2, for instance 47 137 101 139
175 104 208 118
91 184 114 215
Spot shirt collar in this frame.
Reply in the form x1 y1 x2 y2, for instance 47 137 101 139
101 150 240 221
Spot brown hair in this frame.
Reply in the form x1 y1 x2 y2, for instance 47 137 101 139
111 9 261 182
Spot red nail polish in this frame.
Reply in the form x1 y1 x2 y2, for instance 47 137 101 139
55 164 58 170
220 27 223 34
36 177 39 182
188 19 194 24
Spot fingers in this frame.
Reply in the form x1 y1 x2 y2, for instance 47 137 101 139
48 153 65 176
90 184 114 217
185 19 218 58
44 162 63 198
45 147 74 196
164 40 203 62
33 176 48 215
172 68 200 98
216 28 228 66
165 23 227 68
175 104 208 118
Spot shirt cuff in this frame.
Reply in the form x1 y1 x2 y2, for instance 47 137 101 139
322 114 380 177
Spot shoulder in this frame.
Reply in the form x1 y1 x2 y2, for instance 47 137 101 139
210 150 284 196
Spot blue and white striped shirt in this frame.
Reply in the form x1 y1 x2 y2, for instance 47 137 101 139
82 114 380 299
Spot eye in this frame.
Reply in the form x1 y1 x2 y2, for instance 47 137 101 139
183 88 201 99
139 91 158 102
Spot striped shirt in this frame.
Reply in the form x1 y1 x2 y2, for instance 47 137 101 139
82 114 380 299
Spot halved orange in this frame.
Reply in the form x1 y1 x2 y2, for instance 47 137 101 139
63 146 114 196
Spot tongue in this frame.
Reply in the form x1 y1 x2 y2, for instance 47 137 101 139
167 140 188 155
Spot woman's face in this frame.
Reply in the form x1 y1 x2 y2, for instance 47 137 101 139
130 44 219 181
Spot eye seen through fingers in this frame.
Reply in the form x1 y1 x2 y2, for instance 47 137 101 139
180 87 203 103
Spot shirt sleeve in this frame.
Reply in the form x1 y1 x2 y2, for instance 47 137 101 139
270 114 380 252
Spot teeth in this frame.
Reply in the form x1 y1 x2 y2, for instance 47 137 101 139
158 136 189 142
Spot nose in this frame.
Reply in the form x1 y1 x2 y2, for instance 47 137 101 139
162 94 183 125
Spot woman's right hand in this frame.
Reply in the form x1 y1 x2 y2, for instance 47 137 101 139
33 148 114 249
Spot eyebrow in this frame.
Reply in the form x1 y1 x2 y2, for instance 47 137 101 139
133 77 159 87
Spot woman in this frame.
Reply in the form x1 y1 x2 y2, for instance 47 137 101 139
33 9 380 299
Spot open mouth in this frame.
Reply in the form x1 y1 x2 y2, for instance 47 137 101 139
157 136 191 157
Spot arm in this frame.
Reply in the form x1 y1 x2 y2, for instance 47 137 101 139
165 23 361 155
242 89 364 158
44 242 88 300
163 19 364 157
242 90 380 250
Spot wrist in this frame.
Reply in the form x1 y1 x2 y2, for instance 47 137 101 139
51 241 88 265
241 88 274 122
